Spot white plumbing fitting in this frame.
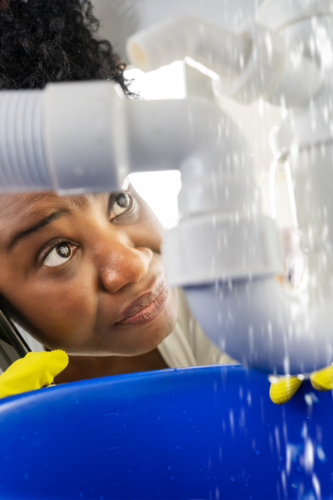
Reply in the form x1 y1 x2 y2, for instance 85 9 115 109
255 0 333 31
126 16 251 81
195 106 333 374
164 214 283 286
1 81 262 196
194 0 333 374
127 14 323 107
0 91 49 191
126 0 333 374
212 21 323 107
0 82 128 193
43 81 129 194
127 95 283 286
149 94 284 286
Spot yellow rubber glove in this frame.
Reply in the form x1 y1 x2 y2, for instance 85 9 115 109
269 364 333 404
310 365 333 391
269 375 303 405
0 350 68 399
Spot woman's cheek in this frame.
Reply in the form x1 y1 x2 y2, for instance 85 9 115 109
51 288 97 347
22 276 97 350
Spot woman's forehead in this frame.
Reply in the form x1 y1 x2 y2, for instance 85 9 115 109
0 192 59 216
0 192 99 247
0 192 95 219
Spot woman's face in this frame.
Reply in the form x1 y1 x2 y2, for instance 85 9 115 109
0 186 177 356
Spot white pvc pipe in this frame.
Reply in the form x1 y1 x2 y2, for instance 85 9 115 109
184 227 333 376
43 81 128 194
0 91 50 191
126 16 251 80
0 82 128 194
0 80 255 202
126 97 258 216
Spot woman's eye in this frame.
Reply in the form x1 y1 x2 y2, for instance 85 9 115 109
43 243 73 267
109 192 132 220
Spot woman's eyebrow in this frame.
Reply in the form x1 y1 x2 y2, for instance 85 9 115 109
7 209 69 250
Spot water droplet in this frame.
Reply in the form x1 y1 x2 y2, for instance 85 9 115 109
248 474 252 478
24 474 29 480
176 446 180 450
279 456 284 462
230 477 236 483
170 476 174 481
167 466 171 471
255 450 260 456
317 445 326 462
297 467 302 473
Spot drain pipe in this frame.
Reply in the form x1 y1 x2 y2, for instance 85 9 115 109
126 16 252 81
179 3 333 374
127 3 333 374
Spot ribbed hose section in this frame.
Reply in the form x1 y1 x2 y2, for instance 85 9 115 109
0 91 52 192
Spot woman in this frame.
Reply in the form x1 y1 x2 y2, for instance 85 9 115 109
0 0 233 389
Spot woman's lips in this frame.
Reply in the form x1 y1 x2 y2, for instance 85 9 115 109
116 285 169 326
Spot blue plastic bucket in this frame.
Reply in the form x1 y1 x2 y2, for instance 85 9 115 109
0 365 332 499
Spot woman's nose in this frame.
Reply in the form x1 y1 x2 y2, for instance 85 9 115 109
99 240 153 294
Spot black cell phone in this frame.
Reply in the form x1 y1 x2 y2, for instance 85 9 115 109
0 309 30 373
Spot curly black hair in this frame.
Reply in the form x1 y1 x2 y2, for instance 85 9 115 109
0 0 130 93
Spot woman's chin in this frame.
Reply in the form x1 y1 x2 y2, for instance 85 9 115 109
103 290 178 357
113 317 175 356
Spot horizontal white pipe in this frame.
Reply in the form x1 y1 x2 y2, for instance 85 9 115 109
43 81 128 194
163 213 283 284
0 91 50 191
0 81 254 207
0 82 128 194
126 16 251 80
0 81 262 231
126 97 257 215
